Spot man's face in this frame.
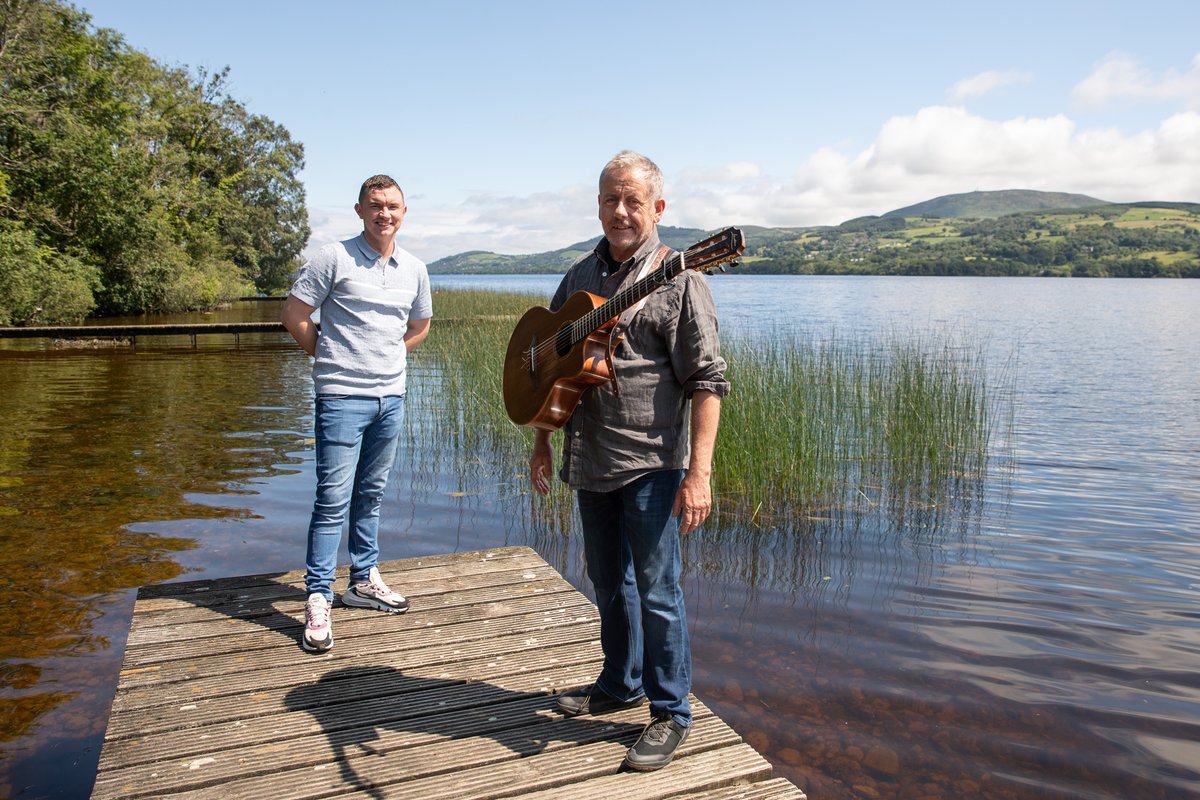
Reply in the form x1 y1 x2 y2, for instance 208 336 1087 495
598 168 665 262
355 186 407 244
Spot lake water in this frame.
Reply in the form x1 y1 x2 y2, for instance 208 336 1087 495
1 275 1198 799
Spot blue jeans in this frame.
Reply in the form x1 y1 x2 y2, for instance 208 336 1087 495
305 394 404 600
577 469 691 727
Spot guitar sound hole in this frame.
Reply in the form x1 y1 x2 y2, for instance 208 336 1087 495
555 326 572 357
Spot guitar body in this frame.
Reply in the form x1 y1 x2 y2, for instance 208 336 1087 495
502 226 745 430
504 291 618 431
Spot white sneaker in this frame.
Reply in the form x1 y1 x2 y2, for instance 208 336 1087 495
342 566 410 613
302 593 333 652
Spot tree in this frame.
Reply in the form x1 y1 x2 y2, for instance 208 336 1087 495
0 0 308 322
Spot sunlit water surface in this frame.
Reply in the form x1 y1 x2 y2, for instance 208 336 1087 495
1 276 1197 799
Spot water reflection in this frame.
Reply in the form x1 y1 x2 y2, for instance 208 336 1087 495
3 279 1200 799
0 333 312 797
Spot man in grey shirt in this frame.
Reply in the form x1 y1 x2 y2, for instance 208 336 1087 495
530 151 729 771
282 174 432 653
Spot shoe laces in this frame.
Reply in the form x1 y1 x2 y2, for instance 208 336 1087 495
358 567 397 597
642 719 675 745
306 594 330 627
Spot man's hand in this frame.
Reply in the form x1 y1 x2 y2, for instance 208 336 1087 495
673 390 721 535
280 295 318 357
530 430 554 496
672 470 712 535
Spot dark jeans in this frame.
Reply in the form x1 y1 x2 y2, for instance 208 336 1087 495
577 469 691 727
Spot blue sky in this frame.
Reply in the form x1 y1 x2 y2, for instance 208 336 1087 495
80 1 1200 262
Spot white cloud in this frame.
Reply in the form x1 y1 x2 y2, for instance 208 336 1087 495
306 106 1200 262
305 185 599 263
669 106 1200 230
1073 51 1200 110
678 161 762 184
304 206 361 255
950 69 1034 102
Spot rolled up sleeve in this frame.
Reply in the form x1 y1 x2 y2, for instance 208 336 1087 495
672 273 730 399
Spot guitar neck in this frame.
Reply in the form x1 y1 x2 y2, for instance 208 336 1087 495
570 251 684 343
503 226 741 429
559 226 744 349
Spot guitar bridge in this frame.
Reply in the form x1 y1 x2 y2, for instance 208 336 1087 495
527 334 538 379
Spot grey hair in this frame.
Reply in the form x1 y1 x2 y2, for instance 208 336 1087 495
599 151 663 203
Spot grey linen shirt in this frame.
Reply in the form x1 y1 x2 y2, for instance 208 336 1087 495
550 230 730 493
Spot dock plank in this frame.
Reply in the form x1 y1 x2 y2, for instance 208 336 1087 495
93 546 806 799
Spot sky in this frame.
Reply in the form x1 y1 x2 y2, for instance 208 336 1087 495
79 0 1200 263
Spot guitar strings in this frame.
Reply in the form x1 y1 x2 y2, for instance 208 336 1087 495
518 237 736 371
519 247 701 371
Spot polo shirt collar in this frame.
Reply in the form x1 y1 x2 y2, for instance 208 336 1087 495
351 233 397 265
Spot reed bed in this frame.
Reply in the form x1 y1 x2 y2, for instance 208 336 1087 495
409 288 1008 533
405 288 554 494
716 332 1000 528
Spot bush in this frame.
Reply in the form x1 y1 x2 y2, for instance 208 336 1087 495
0 220 97 325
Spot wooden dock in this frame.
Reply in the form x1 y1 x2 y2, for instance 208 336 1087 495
0 316 513 343
0 321 290 341
92 546 806 800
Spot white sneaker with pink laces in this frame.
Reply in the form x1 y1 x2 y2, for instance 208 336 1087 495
342 566 410 613
303 593 334 652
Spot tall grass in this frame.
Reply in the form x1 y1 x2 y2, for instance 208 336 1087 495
716 332 1002 529
405 288 557 497
410 289 1009 533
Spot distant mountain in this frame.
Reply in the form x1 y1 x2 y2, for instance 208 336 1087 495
883 189 1110 219
427 193 1200 278
427 225 709 274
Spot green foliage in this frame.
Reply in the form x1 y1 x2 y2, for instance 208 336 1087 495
838 215 907 234
0 0 308 323
0 218 97 323
701 204 1200 278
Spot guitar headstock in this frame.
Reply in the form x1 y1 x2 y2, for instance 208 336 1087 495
683 227 745 275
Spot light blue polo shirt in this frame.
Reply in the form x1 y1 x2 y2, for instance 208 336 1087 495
289 233 433 397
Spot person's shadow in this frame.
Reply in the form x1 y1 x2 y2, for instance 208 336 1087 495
113 561 646 798
281 666 644 799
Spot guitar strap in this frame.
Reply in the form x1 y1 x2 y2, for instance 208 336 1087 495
604 244 673 398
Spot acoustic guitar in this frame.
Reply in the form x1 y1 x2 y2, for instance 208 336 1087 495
503 227 745 430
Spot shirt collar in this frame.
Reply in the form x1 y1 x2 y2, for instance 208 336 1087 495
351 233 397 265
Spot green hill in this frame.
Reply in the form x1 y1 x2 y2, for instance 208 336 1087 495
428 225 709 274
883 189 1111 219
744 202 1200 278
429 195 1200 278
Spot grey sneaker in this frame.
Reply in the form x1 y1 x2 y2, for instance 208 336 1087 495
556 683 646 717
624 715 690 771
302 593 333 652
342 566 410 613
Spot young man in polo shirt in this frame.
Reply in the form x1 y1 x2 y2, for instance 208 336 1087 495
281 174 433 653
